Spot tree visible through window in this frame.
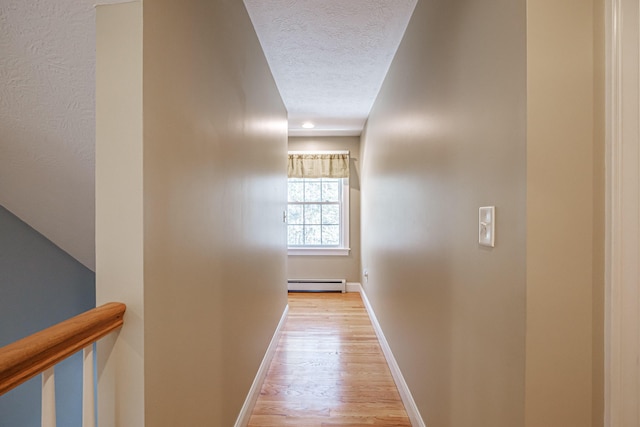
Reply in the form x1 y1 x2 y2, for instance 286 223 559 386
287 177 344 247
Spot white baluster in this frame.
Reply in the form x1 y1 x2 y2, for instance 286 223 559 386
83 346 96 427
41 367 56 427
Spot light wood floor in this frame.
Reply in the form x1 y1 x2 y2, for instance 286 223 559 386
247 292 411 427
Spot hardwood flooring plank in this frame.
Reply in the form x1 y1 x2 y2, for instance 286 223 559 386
247 292 411 427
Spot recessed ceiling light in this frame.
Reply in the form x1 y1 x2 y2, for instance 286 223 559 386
302 122 315 129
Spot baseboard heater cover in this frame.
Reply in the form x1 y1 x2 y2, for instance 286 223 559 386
287 279 346 293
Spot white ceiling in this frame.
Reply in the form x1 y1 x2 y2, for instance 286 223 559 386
0 0 415 270
244 0 417 136
0 0 97 270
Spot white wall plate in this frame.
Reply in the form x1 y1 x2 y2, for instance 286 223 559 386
479 206 495 247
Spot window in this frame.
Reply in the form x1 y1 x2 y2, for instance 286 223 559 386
287 151 350 255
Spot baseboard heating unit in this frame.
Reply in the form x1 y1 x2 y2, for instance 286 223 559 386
287 279 346 293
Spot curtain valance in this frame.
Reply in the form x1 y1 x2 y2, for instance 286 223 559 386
287 152 350 179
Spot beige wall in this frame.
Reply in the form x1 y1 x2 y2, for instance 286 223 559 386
97 0 288 425
361 0 604 426
287 136 361 282
592 0 605 423
96 3 145 425
360 0 527 425
142 0 288 425
525 1 603 426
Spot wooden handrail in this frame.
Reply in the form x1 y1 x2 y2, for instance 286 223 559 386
0 302 126 396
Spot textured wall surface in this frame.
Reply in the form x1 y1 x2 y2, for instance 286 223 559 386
0 205 95 427
244 0 416 135
0 0 96 270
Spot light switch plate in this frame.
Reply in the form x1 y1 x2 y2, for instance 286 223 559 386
479 206 495 247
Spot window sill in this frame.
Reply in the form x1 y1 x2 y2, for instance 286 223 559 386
288 248 351 256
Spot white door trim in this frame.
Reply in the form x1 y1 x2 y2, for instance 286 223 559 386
605 0 640 425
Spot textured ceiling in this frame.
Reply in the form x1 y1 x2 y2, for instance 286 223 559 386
244 0 417 136
0 0 96 270
0 0 415 270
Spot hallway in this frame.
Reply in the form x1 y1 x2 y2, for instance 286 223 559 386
247 292 411 426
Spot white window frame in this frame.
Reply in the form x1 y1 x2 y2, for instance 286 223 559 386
287 167 350 257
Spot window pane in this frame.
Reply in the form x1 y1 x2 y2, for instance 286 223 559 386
304 225 321 245
322 181 339 202
288 181 304 202
288 225 304 246
304 204 321 225
322 225 340 245
321 205 340 225
288 205 303 224
287 175 347 249
304 181 321 202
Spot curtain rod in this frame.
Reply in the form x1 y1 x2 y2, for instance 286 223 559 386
288 150 350 155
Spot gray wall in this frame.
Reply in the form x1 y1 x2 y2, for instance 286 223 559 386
288 136 361 282
0 205 95 427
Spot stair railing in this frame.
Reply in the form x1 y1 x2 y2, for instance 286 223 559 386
0 302 126 427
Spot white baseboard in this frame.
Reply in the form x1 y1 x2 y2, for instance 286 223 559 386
234 286 425 427
351 283 426 427
346 282 362 292
234 304 289 427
